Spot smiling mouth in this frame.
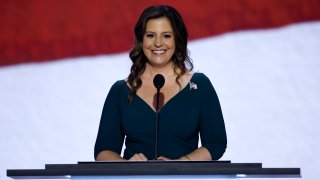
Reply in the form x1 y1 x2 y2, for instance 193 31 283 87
152 50 166 55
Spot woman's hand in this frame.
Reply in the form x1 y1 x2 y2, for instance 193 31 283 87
157 156 172 161
157 156 191 161
129 153 148 161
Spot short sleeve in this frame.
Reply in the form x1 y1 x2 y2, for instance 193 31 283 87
94 81 125 159
197 74 227 160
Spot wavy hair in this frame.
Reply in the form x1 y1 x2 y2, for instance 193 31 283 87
127 5 193 102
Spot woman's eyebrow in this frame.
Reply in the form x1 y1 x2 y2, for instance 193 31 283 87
145 31 173 34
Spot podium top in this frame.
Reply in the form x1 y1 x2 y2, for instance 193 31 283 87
7 161 301 179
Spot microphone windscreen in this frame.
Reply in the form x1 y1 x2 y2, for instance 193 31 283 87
153 74 165 89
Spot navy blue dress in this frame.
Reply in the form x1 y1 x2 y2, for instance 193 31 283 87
94 72 227 160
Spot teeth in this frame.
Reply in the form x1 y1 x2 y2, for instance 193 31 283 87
152 50 165 55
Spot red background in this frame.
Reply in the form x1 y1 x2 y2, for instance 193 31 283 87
1 0 320 66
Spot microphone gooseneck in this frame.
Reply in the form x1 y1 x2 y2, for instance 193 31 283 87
153 74 165 160
153 74 165 111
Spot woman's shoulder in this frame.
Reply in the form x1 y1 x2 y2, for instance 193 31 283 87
191 72 210 82
108 79 125 89
189 72 216 90
109 79 128 93
106 80 129 102
113 79 126 87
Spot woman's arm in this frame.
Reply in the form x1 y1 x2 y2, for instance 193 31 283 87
94 81 125 160
199 74 227 160
177 147 211 161
157 147 211 161
96 150 126 161
97 150 149 161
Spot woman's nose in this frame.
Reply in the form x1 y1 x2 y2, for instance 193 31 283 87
154 37 162 47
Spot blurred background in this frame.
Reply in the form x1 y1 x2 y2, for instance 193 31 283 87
1 0 320 179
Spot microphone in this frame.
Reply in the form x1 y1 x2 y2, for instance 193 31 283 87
153 74 165 89
153 74 165 160
153 74 165 111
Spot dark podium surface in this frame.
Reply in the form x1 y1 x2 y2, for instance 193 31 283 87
7 161 301 179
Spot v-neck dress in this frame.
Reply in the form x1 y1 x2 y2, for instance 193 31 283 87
94 72 227 160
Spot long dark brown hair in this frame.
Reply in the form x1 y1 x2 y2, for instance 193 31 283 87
127 5 193 102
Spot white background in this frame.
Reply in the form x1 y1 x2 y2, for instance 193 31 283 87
1 21 319 180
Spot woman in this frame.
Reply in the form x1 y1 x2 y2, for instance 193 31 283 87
94 5 227 161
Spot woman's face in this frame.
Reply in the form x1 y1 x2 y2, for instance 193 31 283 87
143 17 175 68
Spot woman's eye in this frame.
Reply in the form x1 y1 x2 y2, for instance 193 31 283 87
146 34 154 38
164 34 172 39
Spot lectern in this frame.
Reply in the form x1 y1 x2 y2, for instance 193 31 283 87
7 161 301 179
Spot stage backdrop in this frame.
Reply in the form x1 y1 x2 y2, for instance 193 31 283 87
1 0 320 66
1 1 320 180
